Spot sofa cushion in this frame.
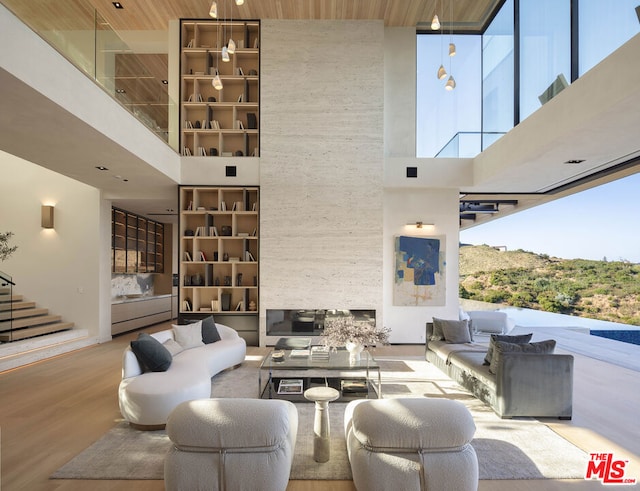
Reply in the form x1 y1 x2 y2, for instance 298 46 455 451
131 333 172 372
441 319 472 343
489 339 557 374
201 315 221 344
173 321 205 349
484 333 533 365
432 318 471 342
163 338 185 356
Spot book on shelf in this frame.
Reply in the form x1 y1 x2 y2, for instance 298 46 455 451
211 300 220 311
199 250 207 261
199 307 212 312
235 301 244 311
196 206 205 211
182 146 192 156
184 251 192 261
289 349 310 358
237 93 244 103
185 120 194 129
277 379 303 395
244 250 255 261
220 201 227 211
187 39 194 48
228 256 240 262
187 201 193 211
236 67 244 76
182 299 192 311
231 201 244 211
237 232 249 237
209 226 218 236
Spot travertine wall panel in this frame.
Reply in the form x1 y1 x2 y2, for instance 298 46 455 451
259 20 384 342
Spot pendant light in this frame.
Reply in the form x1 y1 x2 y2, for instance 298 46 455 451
445 75 456 90
436 0 446 79
235 0 244 4
431 14 440 30
212 74 223 90
221 46 230 62
209 1 217 18
437 65 447 80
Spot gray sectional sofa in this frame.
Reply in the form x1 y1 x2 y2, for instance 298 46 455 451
426 321 574 419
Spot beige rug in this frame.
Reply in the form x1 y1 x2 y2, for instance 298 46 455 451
52 355 588 481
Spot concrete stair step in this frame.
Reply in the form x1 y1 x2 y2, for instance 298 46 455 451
0 322 74 342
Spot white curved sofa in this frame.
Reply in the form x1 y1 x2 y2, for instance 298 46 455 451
118 323 246 428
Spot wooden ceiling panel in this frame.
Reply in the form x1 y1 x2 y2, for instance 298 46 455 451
1 0 502 32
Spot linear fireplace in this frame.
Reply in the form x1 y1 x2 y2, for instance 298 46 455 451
266 309 376 337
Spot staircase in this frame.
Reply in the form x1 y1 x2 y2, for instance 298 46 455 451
0 290 74 342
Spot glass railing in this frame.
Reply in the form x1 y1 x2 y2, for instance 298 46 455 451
435 132 506 158
0 270 14 342
0 2 177 150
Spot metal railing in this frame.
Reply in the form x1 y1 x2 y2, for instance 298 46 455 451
0 270 14 342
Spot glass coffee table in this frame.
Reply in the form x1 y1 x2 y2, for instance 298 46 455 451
258 348 382 402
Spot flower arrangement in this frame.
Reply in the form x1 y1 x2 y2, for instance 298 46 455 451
321 315 390 348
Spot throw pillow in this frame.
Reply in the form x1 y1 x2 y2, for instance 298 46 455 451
489 339 557 374
163 338 184 356
484 333 533 366
431 318 458 341
130 333 172 372
441 319 472 344
201 315 221 344
173 321 205 349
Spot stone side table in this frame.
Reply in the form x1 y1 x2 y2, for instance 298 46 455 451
304 386 340 463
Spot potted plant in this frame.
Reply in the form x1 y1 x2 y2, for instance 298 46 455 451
0 232 18 262
321 314 390 362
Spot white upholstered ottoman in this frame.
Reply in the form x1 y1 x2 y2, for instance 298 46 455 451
165 398 298 491
344 398 479 491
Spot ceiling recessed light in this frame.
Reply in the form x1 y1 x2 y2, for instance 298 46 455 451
161 80 168 84
116 88 126 94
113 2 123 9
564 159 585 164
95 166 109 171
166 208 175 212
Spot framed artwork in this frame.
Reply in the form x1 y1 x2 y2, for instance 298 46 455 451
394 235 446 306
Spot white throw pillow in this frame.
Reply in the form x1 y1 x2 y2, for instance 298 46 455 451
172 321 204 349
163 338 185 356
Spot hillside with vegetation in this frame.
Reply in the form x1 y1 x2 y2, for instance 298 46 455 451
459 245 640 326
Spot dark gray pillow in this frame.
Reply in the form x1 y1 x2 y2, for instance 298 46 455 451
489 339 556 374
484 333 533 365
432 318 470 342
441 319 472 344
130 333 172 372
201 315 221 344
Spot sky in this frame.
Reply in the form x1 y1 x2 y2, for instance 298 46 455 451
459 172 640 263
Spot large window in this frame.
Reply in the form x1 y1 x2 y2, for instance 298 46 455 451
519 0 571 120
579 0 640 75
416 0 639 158
416 35 481 157
482 0 514 146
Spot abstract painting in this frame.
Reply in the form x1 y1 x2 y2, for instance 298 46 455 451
394 235 446 306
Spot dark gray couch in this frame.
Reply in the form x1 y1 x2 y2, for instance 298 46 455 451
425 322 573 419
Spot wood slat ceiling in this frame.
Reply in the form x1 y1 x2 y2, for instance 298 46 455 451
2 0 501 32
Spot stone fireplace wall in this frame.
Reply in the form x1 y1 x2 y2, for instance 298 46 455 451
259 20 384 344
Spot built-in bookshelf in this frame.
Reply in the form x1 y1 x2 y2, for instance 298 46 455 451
180 19 259 158
112 208 164 274
178 186 259 342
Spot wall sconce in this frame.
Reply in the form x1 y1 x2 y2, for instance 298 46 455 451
407 221 434 229
41 205 54 228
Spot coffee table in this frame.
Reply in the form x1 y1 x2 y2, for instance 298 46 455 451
258 348 381 401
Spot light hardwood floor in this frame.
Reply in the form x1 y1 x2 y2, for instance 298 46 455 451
1 322 639 491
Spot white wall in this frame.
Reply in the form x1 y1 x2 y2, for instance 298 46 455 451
259 20 385 344
383 188 460 343
0 150 105 341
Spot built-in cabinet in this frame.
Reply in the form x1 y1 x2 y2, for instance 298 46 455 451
112 208 164 274
180 19 260 157
179 186 259 344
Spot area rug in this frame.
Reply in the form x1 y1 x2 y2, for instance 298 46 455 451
52 355 588 481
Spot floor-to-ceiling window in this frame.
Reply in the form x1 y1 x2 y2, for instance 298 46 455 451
579 0 640 75
519 0 571 120
416 34 481 157
482 0 514 151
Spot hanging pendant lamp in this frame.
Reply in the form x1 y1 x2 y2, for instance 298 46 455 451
431 14 440 30
209 1 217 18
445 75 456 91
437 64 447 80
